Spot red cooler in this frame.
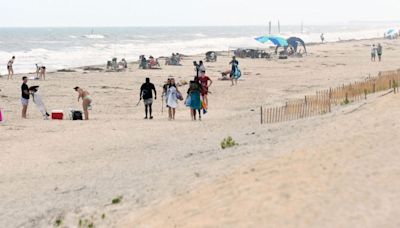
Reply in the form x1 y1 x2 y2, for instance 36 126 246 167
51 110 64 120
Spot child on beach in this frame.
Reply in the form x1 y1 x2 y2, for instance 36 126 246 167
140 78 157 119
74 87 92 120
7 56 15 80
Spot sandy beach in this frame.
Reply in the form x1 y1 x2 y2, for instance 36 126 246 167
1 38 400 228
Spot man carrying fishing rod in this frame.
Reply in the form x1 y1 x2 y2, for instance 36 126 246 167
139 77 157 119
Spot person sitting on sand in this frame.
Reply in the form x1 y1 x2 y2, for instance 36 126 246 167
21 76 30 118
377 44 383 62
371 44 377 62
7 56 15 80
199 70 212 106
74 86 92 120
121 58 128 68
140 78 157 119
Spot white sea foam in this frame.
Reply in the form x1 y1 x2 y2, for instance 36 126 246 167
0 26 395 75
83 34 105 39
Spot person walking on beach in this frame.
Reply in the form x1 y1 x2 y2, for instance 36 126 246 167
371 44 377 62
377 43 383 62
21 76 30 118
7 56 15 80
166 78 179 120
199 70 212 106
140 78 157 119
162 78 171 110
193 61 200 77
187 80 202 121
320 33 325 43
229 56 240 86
74 87 92 120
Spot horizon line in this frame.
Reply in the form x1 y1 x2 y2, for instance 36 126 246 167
0 20 399 28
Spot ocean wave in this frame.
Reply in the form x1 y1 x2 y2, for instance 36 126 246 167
69 35 77 39
83 34 105 39
193 33 207 37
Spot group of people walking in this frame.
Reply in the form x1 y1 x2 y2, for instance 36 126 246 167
139 63 213 121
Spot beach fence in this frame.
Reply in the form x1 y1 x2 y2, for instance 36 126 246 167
261 69 400 124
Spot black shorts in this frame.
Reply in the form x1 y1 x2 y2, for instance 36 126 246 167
7 66 12 70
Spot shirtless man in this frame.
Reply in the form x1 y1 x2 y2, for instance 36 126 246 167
74 86 92 120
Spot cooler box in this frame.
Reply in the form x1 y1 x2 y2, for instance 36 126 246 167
51 110 64 120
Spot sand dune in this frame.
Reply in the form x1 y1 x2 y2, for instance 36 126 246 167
121 93 400 228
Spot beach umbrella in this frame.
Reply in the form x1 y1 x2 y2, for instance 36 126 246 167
287 37 307 53
387 29 396 34
255 35 288 47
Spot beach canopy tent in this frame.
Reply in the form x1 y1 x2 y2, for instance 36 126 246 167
255 35 288 46
287 37 307 53
385 29 399 38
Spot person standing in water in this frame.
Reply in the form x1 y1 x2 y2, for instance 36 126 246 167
74 87 92 120
21 76 30 118
140 77 157 119
7 56 15 80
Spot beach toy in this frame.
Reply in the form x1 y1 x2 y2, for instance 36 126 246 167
0 109 3 122
51 110 64 120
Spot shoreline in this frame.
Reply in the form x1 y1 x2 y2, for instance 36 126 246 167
0 36 391 77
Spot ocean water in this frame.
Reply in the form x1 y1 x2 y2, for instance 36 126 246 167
0 23 397 74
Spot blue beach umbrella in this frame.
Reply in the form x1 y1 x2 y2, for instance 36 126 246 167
255 35 288 47
387 29 396 34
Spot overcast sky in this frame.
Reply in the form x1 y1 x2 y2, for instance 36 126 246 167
1 0 399 27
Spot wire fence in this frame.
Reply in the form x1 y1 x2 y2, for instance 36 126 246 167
261 69 400 124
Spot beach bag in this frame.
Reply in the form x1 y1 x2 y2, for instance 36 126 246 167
0 109 3 122
234 68 241 79
185 96 191 107
72 111 83 120
176 91 184 101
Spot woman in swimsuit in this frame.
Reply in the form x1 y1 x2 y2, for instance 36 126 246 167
74 86 92 120
7 56 15 80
